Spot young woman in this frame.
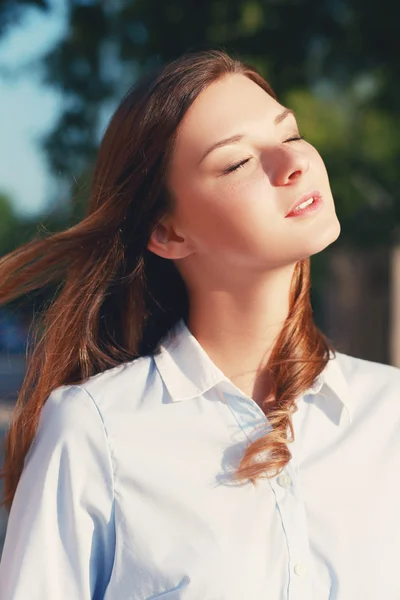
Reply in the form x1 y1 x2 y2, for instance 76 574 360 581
0 49 399 600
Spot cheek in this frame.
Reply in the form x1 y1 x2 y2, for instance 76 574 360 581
177 172 284 260
188 172 274 235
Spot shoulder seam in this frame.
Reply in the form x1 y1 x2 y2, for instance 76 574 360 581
75 385 116 501
74 384 118 590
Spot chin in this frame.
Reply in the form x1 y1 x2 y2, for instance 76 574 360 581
301 215 341 259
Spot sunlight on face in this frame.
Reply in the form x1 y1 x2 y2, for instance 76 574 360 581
167 73 340 274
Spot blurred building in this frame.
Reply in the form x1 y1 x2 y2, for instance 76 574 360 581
323 244 400 367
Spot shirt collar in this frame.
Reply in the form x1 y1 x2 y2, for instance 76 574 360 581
153 318 352 425
307 350 353 424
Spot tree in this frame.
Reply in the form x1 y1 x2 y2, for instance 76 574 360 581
0 0 48 37
1 0 399 241
0 192 19 256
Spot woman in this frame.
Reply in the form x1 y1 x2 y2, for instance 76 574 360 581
0 49 399 600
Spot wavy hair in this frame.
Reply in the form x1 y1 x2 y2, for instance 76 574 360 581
0 49 332 510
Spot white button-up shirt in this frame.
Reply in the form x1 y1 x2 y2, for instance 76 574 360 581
1 318 400 599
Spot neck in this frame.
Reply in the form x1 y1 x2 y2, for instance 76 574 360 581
186 264 295 405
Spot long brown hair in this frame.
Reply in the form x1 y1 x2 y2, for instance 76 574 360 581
0 49 332 511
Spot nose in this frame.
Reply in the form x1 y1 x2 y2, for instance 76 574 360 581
266 145 310 186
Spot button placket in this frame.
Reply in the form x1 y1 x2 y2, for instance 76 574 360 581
220 385 313 598
277 472 292 488
269 460 312 599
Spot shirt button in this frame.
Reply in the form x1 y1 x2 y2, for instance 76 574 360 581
294 563 307 577
277 472 292 488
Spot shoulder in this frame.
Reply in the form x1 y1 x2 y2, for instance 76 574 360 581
39 384 100 441
75 354 158 418
333 351 400 404
331 353 400 442
30 383 110 463
25 383 115 494
36 355 157 450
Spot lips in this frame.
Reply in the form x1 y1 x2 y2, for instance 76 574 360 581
285 190 322 218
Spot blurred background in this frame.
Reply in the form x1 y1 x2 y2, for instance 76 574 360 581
0 0 399 550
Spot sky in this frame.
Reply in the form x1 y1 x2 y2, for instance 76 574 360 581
0 1 66 219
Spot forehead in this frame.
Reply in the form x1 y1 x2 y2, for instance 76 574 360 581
172 73 283 162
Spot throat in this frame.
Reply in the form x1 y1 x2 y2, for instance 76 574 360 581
230 369 275 413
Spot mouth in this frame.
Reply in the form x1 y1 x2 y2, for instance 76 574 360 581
285 190 323 218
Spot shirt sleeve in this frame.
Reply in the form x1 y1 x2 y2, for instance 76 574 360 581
0 384 116 600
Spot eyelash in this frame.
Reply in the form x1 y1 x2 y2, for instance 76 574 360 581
223 135 306 175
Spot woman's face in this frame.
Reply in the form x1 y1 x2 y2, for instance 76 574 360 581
157 73 340 277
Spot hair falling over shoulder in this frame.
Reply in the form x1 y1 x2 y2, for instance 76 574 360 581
0 49 333 511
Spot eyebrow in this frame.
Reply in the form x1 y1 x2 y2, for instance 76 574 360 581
198 107 295 164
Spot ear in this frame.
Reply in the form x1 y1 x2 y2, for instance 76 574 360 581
147 219 195 260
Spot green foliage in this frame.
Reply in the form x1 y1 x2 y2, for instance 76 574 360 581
286 84 400 244
0 0 399 253
0 0 48 36
0 191 71 259
0 193 18 255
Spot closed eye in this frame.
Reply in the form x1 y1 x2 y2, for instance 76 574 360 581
284 134 306 143
223 158 251 175
222 134 305 175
